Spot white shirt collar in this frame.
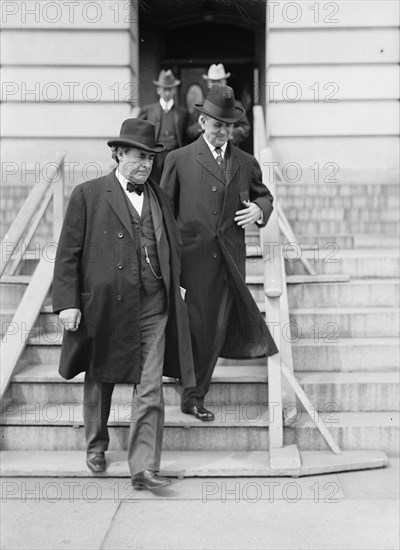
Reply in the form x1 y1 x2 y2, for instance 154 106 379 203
116 168 130 188
159 98 174 112
202 135 228 158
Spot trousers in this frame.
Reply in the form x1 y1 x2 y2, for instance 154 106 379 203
83 308 168 476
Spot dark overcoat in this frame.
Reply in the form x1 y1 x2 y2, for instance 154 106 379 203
52 170 196 387
160 137 278 359
138 103 188 147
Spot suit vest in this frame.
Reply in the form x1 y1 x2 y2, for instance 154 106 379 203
123 188 166 318
158 109 177 149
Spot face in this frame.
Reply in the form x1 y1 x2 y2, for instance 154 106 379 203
200 115 233 148
118 147 155 184
156 86 177 102
206 78 227 90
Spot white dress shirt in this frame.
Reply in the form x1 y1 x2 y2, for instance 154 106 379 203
159 98 174 113
116 168 144 216
202 135 228 160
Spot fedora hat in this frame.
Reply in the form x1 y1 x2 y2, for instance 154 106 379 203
153 69 181 88
202 63 231 81
195 85 245 124
107 119 165 153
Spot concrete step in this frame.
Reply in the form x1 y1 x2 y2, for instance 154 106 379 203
288 307 399 338
5 364 268 408
1 405 398 454
16 332 400 374
290 220 399 235
292 338 400 372
276 182 399 199
246 278 399 308
282 207 400 224
5 364 399 412
246 249 400 278
0 449 389 477
279 194 399 210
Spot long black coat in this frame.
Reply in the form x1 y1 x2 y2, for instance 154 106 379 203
160 137 278 359
52 170 196 387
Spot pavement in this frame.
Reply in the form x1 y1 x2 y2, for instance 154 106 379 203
1 458 399 550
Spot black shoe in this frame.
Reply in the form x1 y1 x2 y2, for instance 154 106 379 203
131 470 171 491
86 452 106 473
181 405 215 422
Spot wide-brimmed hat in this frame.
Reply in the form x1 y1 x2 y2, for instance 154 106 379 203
202 63 231 81
153 69 181 88
107 119 165 153
195 85 245 124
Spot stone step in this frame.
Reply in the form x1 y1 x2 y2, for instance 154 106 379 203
290 220 399 235
245 231 399 250
246 249 400 278
1 405 398 455
281 207 400 223
17 334 400 374
0 449 389 477
288 307 399 338
247 278 399 308
278 195 399 209
292 338 400 372
276 182 399 198
5 364 399 412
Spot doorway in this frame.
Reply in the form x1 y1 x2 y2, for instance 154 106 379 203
138 1 266 153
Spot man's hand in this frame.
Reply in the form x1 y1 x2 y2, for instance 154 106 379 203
234 201 262 228
59 308 81 331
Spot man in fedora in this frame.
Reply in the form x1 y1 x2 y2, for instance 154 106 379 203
186 63 251 148
138 69 188 183
160 86 277 421
53 119 195 490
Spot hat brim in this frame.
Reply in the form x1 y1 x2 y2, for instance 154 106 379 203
107 138 165 154
194 103 245 124
152 80 181 87
202 72 231 80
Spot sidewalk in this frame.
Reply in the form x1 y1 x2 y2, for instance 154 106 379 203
1 458 399 550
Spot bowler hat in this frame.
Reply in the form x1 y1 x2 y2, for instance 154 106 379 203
195 85 245 124
153 69 181 88
202 63 231 81
107 119 165 153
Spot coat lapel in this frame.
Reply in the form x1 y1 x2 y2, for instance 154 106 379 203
105 171 134 240
196 136 226 184
225 143 239 187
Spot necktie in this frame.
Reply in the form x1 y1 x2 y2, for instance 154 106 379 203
214 147 225 182
126 182 144 195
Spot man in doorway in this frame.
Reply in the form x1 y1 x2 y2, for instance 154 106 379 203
53 119 195 490
186 63 251 147
138 69 188 183
160 86 277 421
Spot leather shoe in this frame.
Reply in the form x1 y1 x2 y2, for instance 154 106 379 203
131 470 171 491
86 452 106 473
182 405 215 422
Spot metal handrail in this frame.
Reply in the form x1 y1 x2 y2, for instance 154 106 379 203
0 152 65 399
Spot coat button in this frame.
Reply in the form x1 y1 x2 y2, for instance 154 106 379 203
118 232 124 238
117 263 123 270
211 186 217 192
212 252 218 259
212 210 218 215
117 294 123 301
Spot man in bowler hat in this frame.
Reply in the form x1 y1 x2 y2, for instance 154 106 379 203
186 64 251 148
138 69 188 183
160 86 277 421
53 119 195 490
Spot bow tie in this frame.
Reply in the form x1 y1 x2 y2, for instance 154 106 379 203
126 182 144 195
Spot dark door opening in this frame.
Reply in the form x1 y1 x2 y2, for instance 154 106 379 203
138 2 266 153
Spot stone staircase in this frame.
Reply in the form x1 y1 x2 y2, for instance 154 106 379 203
1 180 399 475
